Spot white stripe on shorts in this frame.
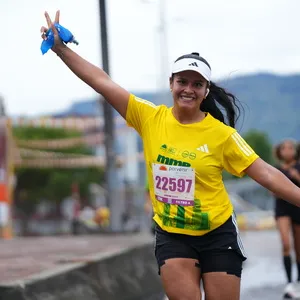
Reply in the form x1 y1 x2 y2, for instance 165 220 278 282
231 213 247 258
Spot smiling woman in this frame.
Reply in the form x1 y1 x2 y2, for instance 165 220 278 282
169 52 240 125
41 11 300 300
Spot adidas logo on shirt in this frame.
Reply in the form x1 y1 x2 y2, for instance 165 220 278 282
196 144 209 153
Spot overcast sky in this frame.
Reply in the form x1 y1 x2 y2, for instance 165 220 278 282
0 0 299 116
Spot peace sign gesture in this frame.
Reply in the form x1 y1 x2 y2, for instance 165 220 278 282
40 10 63 52
39 11 130 119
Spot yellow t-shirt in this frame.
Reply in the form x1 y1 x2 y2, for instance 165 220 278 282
126 94 259 236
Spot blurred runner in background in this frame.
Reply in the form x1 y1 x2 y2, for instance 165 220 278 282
274 139 300 298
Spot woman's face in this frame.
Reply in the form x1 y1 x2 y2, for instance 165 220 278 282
170 70 208 112
279 141 296 162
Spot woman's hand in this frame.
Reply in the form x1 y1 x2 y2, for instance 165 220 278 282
39 10 130 118
40 10 65 53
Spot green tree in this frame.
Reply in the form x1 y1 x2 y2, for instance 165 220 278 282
13 126 91 155
13 126 104 212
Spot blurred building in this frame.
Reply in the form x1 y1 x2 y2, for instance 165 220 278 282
49 91 172 187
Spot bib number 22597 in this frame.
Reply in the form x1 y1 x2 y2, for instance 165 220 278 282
152 163 195 206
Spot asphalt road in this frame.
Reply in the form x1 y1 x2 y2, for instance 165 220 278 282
240 230 288 300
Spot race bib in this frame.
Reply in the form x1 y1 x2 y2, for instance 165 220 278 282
152 163 195 206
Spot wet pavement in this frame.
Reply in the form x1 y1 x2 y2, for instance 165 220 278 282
241 230 289 299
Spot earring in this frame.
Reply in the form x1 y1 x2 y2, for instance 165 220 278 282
205 88 210 98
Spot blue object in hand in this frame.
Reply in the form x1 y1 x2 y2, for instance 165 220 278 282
41 23 79 55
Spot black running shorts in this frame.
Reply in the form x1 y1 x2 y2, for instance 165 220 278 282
275 198 300 224
154 215 246 277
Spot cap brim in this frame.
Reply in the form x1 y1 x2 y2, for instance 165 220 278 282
171 57 211 82
172 66 210 82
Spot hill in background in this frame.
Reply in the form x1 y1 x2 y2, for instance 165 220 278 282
52 73 300 143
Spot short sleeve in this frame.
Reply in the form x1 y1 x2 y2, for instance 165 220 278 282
223 131 259 177
125 94 158 136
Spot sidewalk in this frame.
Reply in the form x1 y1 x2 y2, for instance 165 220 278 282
0 233 152 285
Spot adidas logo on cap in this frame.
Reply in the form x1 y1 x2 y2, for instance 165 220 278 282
188 62 198 67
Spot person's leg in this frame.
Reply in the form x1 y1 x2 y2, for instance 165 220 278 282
201 249 242 300
277 216 293 283
203 273 240 300
155 227 201 300
292 221 300 281
160 258 201 300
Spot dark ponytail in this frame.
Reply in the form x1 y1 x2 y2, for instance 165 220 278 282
200 82 241 128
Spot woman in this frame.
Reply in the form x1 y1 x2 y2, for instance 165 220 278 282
41 11 300 300
274 139 300 298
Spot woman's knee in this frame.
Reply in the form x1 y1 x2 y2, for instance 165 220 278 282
160 258 201 300
203 272 241 300
277 217 291 255
282 240 291 255
278 228 291 254
166 287 201 300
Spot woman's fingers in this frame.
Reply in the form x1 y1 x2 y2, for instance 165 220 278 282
40 26 48 40
43 11 59 38
44 11 53 28
41 11 63 48
54 10 60 24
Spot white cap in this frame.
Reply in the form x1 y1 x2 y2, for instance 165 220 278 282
171 57 211 82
